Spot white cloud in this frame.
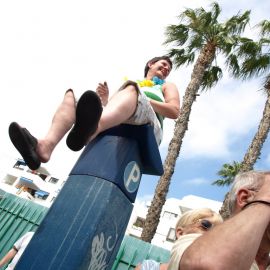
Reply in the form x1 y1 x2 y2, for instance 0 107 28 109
182 177 210 186
134 194 154 207
159 77 265 162
181 79 265 159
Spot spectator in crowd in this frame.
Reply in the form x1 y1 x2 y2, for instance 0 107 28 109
0 231 34 270
178 170 270 270
135 208 222 270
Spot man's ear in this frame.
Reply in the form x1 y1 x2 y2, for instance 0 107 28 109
237 188 255 209
176 227 184 239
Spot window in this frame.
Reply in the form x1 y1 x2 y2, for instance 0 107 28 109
133 217 145 228
163 211 178 220
16 186 36 197
166 228 176 242
49 177 59 184
2 174 17 185
26 170 47 181
13 160 26 170
179 206 192 214
38 173 47 181
34 190 50 200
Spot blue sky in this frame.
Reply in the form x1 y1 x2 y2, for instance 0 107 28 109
0 0 270 204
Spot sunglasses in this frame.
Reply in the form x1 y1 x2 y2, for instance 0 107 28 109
199 219 213 230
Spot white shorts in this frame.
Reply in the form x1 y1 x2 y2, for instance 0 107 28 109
124 92 162 145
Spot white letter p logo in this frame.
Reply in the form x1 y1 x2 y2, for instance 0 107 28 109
124 161 141 193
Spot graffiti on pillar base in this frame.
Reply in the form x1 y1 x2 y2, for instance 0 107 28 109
88 222 118 270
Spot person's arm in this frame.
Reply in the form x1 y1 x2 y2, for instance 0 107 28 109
180 181 270 270
149 82 180 119
0 248 17 267
160 263 168 270
134 264 142 270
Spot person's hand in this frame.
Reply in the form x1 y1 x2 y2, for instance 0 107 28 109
96 81 109 106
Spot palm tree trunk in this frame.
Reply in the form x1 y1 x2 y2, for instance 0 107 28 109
241 86 270 171
141 43 216 242
220 80 270 220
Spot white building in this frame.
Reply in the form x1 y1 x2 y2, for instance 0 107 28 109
0 157 65 207
126 195 222 250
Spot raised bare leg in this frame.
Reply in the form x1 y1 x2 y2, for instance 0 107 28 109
89 85 138 141
9 89 76 170
37 89 76 162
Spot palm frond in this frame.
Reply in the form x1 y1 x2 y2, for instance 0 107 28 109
224 10 251 35
259 38 270 47
217 34 239 54
186 34 205 53
200 11 213 28
238 37 254 43
167 49 195 68
240 54 270 79
179 8 198 24
164 2 252 77
226 54 240 77
258 20 270 37
207 24 222 40
212 161 242 186
237 40 261 57
186 4 220 37
164 24 189 47
201 65 223 90
210 2 221 22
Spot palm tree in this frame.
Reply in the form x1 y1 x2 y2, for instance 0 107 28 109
213 162 242 187
213 20 270 219
140 2 251 242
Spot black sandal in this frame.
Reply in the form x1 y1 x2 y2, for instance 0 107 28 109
8 122 41 170
66 90 103 151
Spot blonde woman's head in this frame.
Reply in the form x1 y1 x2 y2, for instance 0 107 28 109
175 208 223 238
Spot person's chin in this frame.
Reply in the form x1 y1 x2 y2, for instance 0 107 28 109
161 73 168 79
158 74 165 80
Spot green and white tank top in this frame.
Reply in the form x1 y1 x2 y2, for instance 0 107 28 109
140 84 165 128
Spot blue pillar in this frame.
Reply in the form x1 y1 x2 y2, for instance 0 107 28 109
15 124 163 270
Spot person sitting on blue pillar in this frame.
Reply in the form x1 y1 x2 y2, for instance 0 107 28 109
9 56 180 170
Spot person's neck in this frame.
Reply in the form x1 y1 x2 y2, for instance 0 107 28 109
145 70 157 80
145 75 153 80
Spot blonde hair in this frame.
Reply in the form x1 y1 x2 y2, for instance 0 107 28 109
175 208 222 231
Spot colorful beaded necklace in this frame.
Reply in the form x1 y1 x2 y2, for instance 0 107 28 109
137 76 165 87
